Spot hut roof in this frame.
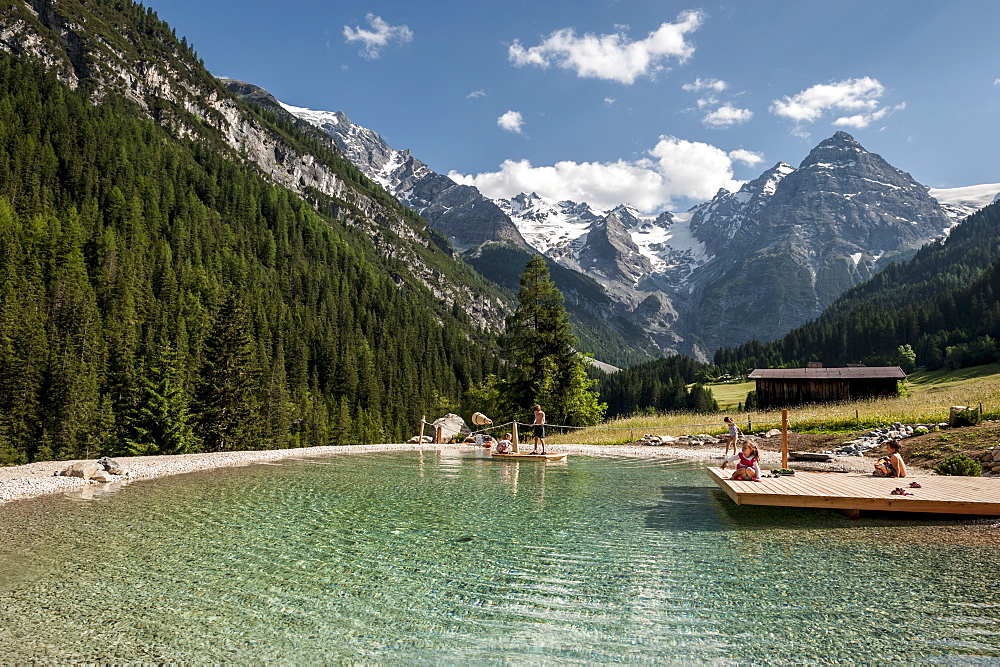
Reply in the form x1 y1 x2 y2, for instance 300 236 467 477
748 366 906 380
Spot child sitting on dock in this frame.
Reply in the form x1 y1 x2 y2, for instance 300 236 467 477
873 441 907 478
495 434 513 454
721 442 761 481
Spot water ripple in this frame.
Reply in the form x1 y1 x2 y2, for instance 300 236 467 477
0 451 997 662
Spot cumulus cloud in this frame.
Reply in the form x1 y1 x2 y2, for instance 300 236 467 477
497 110 525 133
507 10 704 84
681 77 749 129
682 77 727 93
994 77 1000 85
449 136 754 213
770 76 902 131
832 102 906 128
702 103 753 128
343 13 413 59
467 89 486 99
727 149 765 166
604 97 617 106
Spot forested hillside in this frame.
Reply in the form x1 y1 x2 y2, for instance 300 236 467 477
0 56 500 464
596 355 717 418
714 202 1000 373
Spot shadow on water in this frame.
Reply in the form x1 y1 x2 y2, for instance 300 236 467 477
642 485 998 534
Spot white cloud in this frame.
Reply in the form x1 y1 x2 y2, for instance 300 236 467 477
770 77 886 123
993 77 1000 85
449 136 750 213
702 103 753 128
507 10 704 84
832 102 906 128
682 77 727 93
467 89 486 99
343 13 413 59
497 110 525 134
728 149 765 166
695 94 718 109
604 97 617 106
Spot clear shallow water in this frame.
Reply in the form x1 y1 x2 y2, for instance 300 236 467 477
0 450 998 663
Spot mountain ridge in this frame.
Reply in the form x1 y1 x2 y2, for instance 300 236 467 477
279 92 990 360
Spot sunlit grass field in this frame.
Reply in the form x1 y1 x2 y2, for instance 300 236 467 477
547 363 1000 445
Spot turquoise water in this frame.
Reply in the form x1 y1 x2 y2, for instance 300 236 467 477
0 450 998 663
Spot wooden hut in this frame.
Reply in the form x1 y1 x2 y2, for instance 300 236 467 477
748 366 906 408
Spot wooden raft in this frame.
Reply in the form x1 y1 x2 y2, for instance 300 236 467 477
706 466 1000 516
491 452 567 462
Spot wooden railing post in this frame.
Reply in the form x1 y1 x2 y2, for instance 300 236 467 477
419 416 425 445
512 422 520 453
781 409 788 469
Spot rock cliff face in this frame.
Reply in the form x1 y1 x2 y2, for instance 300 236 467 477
276 101 531 253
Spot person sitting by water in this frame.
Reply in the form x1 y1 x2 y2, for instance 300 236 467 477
721 441 761 481
495 433 513 454
873 441 907 478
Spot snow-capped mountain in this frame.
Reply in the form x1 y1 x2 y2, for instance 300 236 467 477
928 183 1000 222
688 162 796 250
275 100 530 252
263 86 980 359
684 131 956 351
496 194 707 289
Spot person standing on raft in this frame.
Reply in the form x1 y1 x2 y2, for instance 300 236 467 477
531 404 546 455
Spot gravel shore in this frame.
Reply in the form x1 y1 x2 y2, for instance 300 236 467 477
0 441 905 506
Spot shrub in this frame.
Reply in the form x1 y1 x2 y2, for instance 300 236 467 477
934 454 983 476
951 407 982 427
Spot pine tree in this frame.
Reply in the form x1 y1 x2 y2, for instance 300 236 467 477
118 343 198 456
194 294 264 452
500 256 605 426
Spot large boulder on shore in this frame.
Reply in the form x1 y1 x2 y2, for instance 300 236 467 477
62 461 102 479
432 413 471 441
96 457 124 475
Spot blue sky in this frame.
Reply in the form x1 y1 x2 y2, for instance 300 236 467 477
149 0 999 213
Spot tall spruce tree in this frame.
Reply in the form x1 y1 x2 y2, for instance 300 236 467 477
117 343 198 456
500 255 605 426
194 293 265 452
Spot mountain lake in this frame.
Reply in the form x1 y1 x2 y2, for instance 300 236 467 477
0 449 997 662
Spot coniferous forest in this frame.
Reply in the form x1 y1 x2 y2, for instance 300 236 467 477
0 57 499 464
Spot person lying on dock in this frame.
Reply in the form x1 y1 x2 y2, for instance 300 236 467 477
721 442 761 481
496 434 513 454
873 441 907 478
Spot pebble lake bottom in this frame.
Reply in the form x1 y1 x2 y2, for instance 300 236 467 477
0 451 998 663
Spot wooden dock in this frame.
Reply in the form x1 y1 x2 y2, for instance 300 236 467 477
491 452 567 462
707 466 1000 516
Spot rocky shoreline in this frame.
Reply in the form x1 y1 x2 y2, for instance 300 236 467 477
0 441 909 507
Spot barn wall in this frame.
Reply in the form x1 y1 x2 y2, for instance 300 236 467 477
755 377 899 408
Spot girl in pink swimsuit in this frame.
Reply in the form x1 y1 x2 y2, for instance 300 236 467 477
721 442 761 481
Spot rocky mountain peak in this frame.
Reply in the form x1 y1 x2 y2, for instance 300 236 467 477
576 211 653 286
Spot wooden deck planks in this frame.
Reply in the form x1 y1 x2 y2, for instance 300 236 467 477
706 466 1000 515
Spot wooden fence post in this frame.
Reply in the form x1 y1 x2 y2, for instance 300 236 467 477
781 409 788 468
419 416 425 445
512 422 520 453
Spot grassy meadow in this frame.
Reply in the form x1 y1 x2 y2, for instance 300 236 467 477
548 363 1000 445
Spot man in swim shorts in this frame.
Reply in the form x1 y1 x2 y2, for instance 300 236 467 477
531 404 546 454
